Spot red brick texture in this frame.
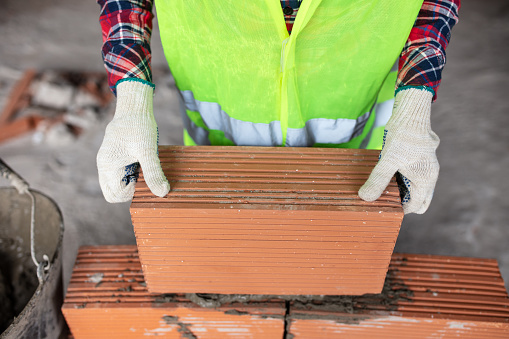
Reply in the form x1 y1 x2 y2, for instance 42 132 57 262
63 246 509 338
131 146 403 295
288 254 509 338
62 246 286 339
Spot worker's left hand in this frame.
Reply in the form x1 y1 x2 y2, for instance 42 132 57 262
358 87 439 214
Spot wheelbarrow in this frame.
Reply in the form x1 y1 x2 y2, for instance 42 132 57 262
0 159 66 338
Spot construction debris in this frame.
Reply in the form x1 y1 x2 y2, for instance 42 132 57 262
31 80 74 110
0 69 113 144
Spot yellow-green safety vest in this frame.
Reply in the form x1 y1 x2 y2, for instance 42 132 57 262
156 0 423 149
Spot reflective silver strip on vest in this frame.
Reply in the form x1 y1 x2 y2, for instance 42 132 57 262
181 91 283 146
285 108 372 147
180 90 374 147
373 98 394 129
358 61 397 148
359 98 395 149
179 93 211 145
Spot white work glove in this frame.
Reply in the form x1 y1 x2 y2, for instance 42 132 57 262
97 80 170 203
358 87 439 214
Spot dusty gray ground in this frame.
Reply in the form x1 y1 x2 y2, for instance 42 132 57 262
0 0 508 295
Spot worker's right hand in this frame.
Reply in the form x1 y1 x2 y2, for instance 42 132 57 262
96 80 170 203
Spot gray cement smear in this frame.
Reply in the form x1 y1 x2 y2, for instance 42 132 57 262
161 315 197 339
152 272 411 338
181 269 412 314
0 0 508 298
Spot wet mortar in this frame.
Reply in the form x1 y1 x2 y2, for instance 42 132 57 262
153 269 413 326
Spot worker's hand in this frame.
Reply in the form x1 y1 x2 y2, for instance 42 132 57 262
97 80 170 203
358 87 439 214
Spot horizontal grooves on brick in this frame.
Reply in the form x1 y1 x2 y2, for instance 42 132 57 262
66 246 509 314
289 320 509 339
132 146 401 207
131 146 404 295
288 252 509 338
63 246 286 339
64 246 509 338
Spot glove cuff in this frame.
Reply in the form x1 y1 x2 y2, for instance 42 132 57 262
114 80 154 119
388 87 433 132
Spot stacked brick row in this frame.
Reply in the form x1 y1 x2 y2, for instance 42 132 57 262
63 246 509 338
289 253 509 338
63 246 286 338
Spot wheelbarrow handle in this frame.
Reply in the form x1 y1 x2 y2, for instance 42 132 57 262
0 158 29 194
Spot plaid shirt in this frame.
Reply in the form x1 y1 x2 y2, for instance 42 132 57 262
281 0 303 34
98 0 460 101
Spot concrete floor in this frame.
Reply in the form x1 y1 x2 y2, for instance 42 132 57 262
0 0 508 293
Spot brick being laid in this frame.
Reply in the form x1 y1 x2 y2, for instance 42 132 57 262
288 253 509 338
62 245 286 339
131 146 403 295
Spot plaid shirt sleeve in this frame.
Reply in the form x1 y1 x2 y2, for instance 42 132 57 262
97 0 459 100
97 0 154 95
397 0 461 101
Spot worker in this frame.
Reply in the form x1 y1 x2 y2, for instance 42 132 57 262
96 0 460 214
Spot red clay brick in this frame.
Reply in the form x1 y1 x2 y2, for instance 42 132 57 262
131 146 403 295
62 246 286 339
63 246 509 338
288 254 509 338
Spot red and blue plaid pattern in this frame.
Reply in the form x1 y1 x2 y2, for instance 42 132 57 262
281 0 303 34
98 0 154 94
398 0 461 101
97 0 460 99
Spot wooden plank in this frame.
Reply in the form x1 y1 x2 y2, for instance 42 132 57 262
0 115 44 143
0 69 36 125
